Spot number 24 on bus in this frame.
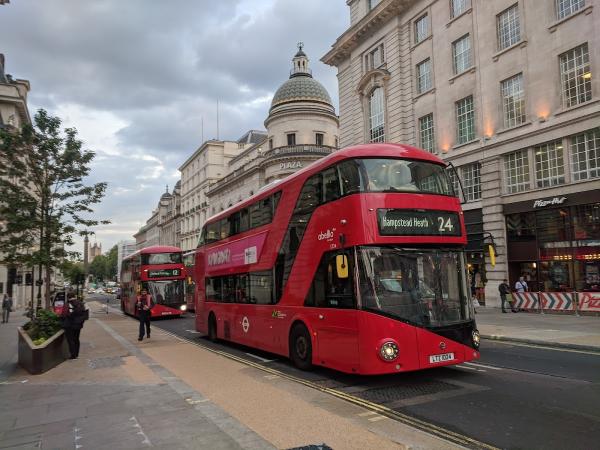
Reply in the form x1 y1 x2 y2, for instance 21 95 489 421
193 143 481 375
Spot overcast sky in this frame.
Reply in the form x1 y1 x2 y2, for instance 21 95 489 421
1 0 348 255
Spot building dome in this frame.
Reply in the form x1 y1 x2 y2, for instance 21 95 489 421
270 43 333 111
271 76 332 108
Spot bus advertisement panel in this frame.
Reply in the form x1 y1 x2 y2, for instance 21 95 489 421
121 245 187 318
195 143 480 374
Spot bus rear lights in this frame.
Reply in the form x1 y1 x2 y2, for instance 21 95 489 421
472 330 480 349
379 341 399 361
180 305 187 311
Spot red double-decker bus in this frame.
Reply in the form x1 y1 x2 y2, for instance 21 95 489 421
194 143 480 374
120 245 187 318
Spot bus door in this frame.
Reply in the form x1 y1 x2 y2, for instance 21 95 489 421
308 251 359 372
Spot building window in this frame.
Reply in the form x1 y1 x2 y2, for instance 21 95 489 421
535 141 565 187
560 43 592 108
497 4 521 51
501 73 526 128
414 14 429 44
571 128 600 181
315 133 324 146
452 34 472 75
416 59 432 94
504 150 530 193
456 95 475 144
368 0 381 10
364 44 385 71
287 133 296 146
556 0 585 19
419 113 435 153
368 87 385 142
462 163 481 201
451 0 470 18
268 138 273 150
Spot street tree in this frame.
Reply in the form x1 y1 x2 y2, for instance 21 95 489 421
0 109 109 308
61 259 85 286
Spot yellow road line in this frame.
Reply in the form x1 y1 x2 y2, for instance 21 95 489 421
156 328 499 450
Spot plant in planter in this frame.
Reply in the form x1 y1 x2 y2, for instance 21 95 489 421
18 309 68 374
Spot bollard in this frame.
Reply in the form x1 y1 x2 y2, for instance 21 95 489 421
106 297 109 314
538 291 544 315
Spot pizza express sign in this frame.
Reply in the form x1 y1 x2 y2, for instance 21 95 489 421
148 268 180 278
532 196 567 209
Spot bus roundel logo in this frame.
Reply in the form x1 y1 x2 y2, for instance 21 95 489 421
242 316 250 333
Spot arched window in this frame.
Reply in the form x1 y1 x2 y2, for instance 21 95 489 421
369 87 385 142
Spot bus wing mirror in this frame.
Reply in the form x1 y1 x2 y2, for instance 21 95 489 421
336 255 349 279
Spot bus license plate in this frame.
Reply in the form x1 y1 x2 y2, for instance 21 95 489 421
429 353 454 364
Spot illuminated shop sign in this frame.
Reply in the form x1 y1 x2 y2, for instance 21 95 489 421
532 196 567 208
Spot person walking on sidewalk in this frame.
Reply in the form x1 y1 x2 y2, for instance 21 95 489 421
62 295 89 359
2 294 13 323
499 279 516 313
136 288 154 341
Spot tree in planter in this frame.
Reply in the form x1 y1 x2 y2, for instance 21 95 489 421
0 109 109 309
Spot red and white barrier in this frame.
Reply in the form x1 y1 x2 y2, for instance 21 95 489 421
511 292 539 310
578 292 600 312
540 292 575 311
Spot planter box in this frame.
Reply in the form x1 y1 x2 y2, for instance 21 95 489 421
18 327 68 375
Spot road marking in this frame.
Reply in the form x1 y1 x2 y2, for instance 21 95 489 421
185 329 202 334
368 415 387 422
455 365 481 372
155 327 499 450
264 374 280 380
186 398 209 405
358 411 377 417
464 362 502 371
244 352 275 363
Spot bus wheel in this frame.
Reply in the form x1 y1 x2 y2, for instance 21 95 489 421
208 314 218 342
290 323 312 371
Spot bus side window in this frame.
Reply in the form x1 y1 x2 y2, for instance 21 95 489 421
305 250 354 309
206 222 219 243
229 212 240 235
198 226 206 246
322 167 341 203
272 191 282 216
240 208 250 232
338 160 362 196
220 218 230 240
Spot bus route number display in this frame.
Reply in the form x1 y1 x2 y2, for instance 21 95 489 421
148 268 180 278
378 209 461 236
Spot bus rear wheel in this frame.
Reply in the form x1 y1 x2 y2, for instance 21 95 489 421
208 314 218 342
290 323 312 371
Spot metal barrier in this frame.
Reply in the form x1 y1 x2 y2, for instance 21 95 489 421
511 291 600 314
578 292 600 313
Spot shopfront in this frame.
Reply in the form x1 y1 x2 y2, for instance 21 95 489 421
464 209 486 304
504 190 600 310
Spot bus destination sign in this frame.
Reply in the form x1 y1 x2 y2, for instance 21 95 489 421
148 268 180 278
378 209 461 236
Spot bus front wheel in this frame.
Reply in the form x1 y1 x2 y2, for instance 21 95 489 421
208 314 218 342
290 323 312 371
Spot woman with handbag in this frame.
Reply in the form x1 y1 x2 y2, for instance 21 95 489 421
62 295 89 359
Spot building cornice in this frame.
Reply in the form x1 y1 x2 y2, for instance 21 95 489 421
321 0 415 66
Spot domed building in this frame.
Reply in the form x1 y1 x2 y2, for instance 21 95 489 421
207 44 339 211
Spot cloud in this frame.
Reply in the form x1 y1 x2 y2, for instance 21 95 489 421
1 0 348 253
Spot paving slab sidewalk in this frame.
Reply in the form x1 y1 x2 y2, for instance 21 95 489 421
476 306 600 351
0 308 275 450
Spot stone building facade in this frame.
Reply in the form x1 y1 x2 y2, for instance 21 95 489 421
207 46 339 218
323 0 600 306
0 53 32 307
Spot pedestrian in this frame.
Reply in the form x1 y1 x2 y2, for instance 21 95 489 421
2 293 13 323
136 288 154 341
515 276 528 293
498 279 516 313
61 295 89 359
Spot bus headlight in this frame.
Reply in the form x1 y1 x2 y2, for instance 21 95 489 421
379 341 399 362
472 330 480 349
180 305 187 311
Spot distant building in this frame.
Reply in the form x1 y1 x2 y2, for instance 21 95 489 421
158 181 181 247
323 0 600 306
89 242 102 261
116 240 136 281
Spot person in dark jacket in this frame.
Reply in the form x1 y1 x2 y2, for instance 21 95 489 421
136 288 154 341
2 294 13 323
62 295 89 359
498 279 516 313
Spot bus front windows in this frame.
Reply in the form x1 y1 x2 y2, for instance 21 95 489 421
144 280 184 306
357 247 471 327
142 253 183 265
